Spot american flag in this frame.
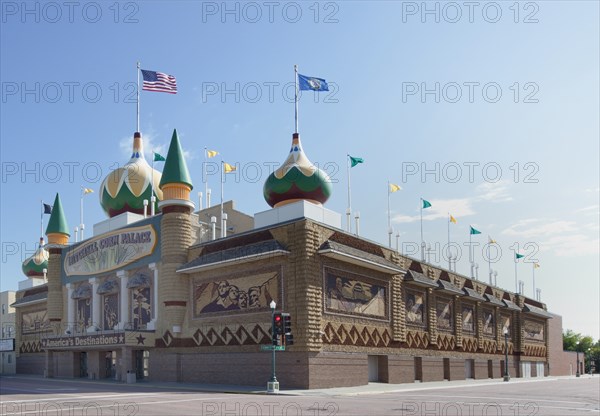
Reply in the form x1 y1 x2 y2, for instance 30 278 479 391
141 69 177 94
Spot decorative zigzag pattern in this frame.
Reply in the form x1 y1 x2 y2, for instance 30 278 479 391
481 339 497 354
406 331 430 349
523 344 546 357
500 342 515 354
436 334 456 350
322 323 391 347
19 341 42 353
192 324 271 347
461 337 478 353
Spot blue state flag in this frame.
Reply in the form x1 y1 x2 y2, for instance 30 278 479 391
298 74 329 91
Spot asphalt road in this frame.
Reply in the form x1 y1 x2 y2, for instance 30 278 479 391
1 375 598 415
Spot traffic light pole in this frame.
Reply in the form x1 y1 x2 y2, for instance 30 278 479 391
267 301 279 393
271 308 277 384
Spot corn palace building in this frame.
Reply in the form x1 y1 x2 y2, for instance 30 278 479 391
12 130 557 388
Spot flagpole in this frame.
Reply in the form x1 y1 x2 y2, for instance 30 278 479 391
220 161 224 238
151 151 155 216
420 198 424 261
294 64 299 134
387 181 392 248
532 263 535 297
469 231 472 264
515 257 518 293
204 148 209 208
136 62 140 132
40 200 44 239
346 154 351 233
447 214 451 270
80 187 84 241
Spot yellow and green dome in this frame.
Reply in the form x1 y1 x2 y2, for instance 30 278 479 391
22 238 49 277
100 132 163 217
263 133 332 207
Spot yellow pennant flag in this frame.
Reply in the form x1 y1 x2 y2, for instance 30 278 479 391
488 235 496 244
449 215 457 224
534 263 540 269
83 188 94 194
206 150 218 158
389 183 401 193
223 162 236 173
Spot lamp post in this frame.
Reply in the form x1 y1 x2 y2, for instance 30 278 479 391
503 327 510 381
267 300 279 393
588 348 592 376
576 341 580 377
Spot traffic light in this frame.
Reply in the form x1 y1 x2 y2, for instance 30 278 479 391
282 313 293 346
273 312 284 335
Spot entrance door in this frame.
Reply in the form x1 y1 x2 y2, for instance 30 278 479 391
368 355 379 382
465 359 474 379
79 352 88 378
521 361 531 378
134 350 149 380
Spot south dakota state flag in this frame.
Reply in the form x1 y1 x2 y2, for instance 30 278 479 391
298 74 329 91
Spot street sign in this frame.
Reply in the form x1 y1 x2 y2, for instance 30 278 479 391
260 345 285 351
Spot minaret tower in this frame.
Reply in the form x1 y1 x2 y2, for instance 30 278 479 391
45 193 70 325
157 129 194 336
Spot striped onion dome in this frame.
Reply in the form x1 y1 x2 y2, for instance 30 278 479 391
100 132 163 217
263 133 332 207
22 238 49 277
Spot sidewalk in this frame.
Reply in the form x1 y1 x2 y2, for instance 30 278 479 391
4 373 594 397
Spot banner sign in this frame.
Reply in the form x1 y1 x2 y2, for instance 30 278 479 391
64 225 157 276
42 334 125 349
0 338 15 352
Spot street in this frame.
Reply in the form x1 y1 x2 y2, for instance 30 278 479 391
1 375 598 415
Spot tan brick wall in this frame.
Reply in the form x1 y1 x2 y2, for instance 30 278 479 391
47 250 63 322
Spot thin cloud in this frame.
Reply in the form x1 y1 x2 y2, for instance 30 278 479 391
392 198 475 224
475 180 513 202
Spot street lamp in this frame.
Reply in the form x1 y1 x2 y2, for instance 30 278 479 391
503 327 510 381
576 341 581 377
267 300 279 393
588 348 592 376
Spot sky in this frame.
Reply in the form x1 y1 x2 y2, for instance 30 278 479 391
1 1 598 339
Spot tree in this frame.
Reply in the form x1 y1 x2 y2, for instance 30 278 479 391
563 330 599 373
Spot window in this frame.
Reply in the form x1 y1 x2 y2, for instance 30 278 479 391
7 354 12 364
2 304 5 314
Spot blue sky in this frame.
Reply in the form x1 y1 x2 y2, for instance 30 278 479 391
1 1 598 338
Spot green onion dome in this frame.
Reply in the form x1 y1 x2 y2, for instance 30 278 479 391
22 238 49 277
100 132 163 217
263 133 332 208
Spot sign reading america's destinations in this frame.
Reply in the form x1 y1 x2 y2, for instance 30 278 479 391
41 333 125 349
64 225 156 276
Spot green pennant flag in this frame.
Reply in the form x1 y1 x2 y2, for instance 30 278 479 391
470 226 481 235
515 253 525 259
422 199 432 209
153 152 166 162
349 155 364 168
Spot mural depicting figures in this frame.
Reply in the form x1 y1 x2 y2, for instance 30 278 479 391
405 291 425 324
462 305 474 332
483 309 495 336
436 299 453 331
77 298 92 331
524 320 545 341
325 270 387 318
21 310 51 334
132 287 152 328
194 270 279 317
103 294 119 330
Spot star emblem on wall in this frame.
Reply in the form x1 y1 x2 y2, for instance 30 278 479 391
136 334 145 345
